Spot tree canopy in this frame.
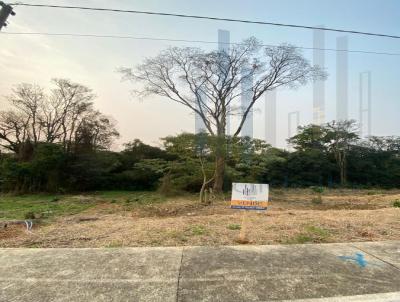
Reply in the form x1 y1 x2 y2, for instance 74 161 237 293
120 37 326 192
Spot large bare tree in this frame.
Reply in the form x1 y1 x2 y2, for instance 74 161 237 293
0 79 119 155
120 37 325 192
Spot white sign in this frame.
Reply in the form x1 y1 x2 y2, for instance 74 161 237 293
231 183 269 211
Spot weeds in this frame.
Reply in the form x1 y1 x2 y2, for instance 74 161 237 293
106 240 123 248
287 225 330 244
310 186 325 194
227 224 241 230
310 186 324 205
189 225 208 236
168 230 188 242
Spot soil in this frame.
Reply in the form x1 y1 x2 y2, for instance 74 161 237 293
1 189 399 247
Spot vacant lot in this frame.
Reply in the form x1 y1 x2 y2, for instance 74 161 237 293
1 189 400 247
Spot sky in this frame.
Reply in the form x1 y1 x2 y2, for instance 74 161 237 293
1 0 399 149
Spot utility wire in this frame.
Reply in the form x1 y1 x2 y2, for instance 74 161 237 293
2 31 400 56
9 2 400 39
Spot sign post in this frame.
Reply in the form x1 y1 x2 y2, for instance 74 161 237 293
230 183 269 243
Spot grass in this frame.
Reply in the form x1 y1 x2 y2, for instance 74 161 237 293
286 225 331 244
1 188 400 248
96 191 167 205
167 230 188 242
106 240 124 248
0 191 169 221
227 224 241 230
189 225 208 236
0 194 96 221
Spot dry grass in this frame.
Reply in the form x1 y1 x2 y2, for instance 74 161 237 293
1 188 400 247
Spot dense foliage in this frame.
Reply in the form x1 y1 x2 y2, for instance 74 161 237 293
1 80 399 194
1 128 399 193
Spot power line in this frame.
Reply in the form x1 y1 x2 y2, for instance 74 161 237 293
2 31 400 57
10 2 400 39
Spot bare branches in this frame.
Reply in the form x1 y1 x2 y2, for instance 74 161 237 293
121 37 326 138
0 79 118 154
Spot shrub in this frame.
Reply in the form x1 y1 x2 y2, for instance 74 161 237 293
393 200 400 208
310 186 324 194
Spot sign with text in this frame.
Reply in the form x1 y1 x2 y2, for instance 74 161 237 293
231 183 269 211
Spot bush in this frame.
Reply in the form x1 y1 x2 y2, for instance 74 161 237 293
310 186 325 194
393 200 400 208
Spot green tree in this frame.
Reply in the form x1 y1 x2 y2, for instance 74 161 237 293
163 133 215 202
288 124 327 152
325 120 359 186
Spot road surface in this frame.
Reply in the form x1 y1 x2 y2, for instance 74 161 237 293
1 241 400 301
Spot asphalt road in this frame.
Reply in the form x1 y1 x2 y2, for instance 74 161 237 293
1 241 400 301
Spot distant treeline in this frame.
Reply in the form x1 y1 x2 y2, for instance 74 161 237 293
0 130 399 193
0 79 399 193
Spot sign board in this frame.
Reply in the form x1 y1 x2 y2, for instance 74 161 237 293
231 183 269 211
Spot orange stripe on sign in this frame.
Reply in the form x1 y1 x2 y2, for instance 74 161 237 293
230 200 269 207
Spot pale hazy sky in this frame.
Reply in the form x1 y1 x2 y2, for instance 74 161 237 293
1 0 399 149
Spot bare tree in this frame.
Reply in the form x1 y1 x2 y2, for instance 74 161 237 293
120 37 326 192
74 111 119 152
0 111 29 152
8 83 45 144
0 79 118 154
45 79 95 151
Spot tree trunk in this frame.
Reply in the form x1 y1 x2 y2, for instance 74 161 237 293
212 118 227 194
341 154 347 186
199 158 214 204
213 152 225 193
340 166 345 186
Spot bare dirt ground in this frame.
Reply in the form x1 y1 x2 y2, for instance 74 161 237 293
1 189 400 247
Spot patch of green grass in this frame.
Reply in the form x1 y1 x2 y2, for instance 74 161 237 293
26 243 41 248
393 200 400 208
227 224 241 230
0 191 171 222
310 186 325 194
168 230 188 242
105 240 123 248
305 225 330 238
96 191 166 205
288 234 314 244
189 225 208 236
286 225 331 244
50 197 60 202
0 194 96 221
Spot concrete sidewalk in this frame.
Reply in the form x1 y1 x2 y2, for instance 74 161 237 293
1 241 399 302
